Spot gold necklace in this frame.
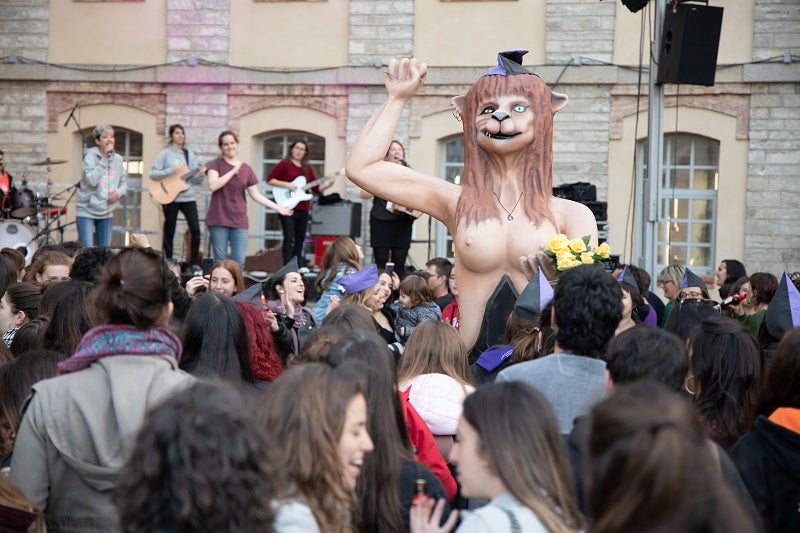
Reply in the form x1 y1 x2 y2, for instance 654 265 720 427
493 191 524 221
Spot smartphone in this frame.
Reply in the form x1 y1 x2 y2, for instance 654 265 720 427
386 262 395 274
201 257 214 276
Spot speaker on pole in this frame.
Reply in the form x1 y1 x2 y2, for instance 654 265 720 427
656 2 723 87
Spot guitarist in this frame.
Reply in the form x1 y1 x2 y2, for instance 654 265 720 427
359 140 414 277
149 124 206 268
266 140 336 265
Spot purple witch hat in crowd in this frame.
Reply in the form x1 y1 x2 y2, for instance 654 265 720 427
679 267 707 291
338 263 379 295
514 268 554 320
764 272 800 340
616 265 638 288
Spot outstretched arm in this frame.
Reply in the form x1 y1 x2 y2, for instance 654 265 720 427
346 58 458 226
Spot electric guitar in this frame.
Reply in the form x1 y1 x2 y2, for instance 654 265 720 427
272 168 344 210
148 164 198 205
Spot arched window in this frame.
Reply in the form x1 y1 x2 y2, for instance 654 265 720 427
642 133 720 276
258 130 325 250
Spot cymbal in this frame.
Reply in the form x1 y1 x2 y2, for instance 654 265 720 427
31 158 67 166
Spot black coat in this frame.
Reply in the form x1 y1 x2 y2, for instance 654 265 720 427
731 415 800 533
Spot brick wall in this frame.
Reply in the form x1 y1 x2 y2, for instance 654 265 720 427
167 0 230 64
348 0 414 66
0 0 48 62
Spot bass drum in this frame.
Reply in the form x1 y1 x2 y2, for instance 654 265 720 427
0 221 37 265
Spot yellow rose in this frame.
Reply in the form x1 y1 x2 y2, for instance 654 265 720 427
557 253 581 271
595 242 610 259
581 252 595 264
569 238 587 253
548 234 570 254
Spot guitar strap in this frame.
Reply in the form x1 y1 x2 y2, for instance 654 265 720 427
182 148 190 165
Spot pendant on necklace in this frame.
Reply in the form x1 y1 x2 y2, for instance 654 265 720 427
507 214 513 221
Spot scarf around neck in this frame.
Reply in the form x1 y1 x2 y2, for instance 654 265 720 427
58 324 183 375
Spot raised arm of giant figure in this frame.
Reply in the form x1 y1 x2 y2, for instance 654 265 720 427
347 51 598 356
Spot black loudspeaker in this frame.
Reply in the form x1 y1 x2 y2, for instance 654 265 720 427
657 3 723 87
310 202 362 237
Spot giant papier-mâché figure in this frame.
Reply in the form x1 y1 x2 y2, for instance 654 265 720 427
346 51 598 355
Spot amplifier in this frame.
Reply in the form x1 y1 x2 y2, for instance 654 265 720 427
310 202 362 237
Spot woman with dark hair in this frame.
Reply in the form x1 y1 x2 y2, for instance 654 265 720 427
687 316 763 450
731 326 800 532
328 330 450 532
266 259 316 362
0 282 43 347
358 140 416 276
736 272 778 336
10 247 193 530
412 381 583 532
663 297 720 343
206 131 292 267
716 259 747 299
0 350 61 470
615 278 642 336
259 363 373 533
42 280 96 358
116 381 276 532
179 293 253 384
0 248 25 281
148 123 206 267
0 255 18 292
9 316 48 357
267 139 336 266
587 381 758 533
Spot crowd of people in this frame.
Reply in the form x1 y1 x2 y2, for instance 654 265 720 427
0 227 795 532
0 125 796 532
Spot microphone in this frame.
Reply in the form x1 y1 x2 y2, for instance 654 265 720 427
398 157 409 167
64 103 78 127
721 294 744 308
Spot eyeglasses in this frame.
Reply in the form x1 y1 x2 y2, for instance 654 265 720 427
678 291 705 302
657 278 673 286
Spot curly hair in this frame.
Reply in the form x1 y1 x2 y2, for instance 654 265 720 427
69 246 115 283
258 364 365 533
454 73 564 227
553 265 621 357
116 381 277 532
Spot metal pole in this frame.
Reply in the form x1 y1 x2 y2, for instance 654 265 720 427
639 0 666 289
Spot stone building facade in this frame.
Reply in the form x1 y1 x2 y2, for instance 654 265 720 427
0 0 797 278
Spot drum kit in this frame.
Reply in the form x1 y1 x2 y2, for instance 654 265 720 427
0 157 71 264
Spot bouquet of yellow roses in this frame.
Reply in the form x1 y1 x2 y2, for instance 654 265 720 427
543 234 610 275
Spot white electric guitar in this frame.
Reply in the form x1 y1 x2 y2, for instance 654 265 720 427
272 168 344 210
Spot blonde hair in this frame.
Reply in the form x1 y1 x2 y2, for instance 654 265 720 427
397 320 471 388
